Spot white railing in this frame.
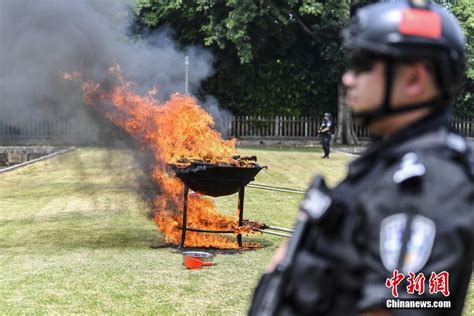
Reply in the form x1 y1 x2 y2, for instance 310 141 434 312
223 116 473 139
1 115 473 143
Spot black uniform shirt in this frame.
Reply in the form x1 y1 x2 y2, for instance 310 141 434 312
331 109 474 315
320 119 333 136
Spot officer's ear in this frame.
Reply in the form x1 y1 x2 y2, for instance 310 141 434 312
399 62 438 100
404 63 427 96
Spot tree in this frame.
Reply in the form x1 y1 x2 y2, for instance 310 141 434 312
133 0 350 118
335 83 359 144
447 0 474 117
132 0 473 146
332 0 376 145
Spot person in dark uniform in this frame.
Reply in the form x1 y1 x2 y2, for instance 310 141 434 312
319 113 333 159
249 0 473 315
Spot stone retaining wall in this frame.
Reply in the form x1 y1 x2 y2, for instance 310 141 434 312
0 146 60 165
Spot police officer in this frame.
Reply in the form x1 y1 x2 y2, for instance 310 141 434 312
249 0 473 315
319 113 333 158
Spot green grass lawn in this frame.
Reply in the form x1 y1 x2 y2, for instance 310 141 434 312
0 146 472 315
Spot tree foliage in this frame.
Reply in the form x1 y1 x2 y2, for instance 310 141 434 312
133 0 350 116
133 0 473 117
447 0 474 116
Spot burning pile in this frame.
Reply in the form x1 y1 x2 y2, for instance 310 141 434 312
64 65 262 249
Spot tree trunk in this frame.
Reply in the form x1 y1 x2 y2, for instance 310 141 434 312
333 0 366 145
334 83 359 145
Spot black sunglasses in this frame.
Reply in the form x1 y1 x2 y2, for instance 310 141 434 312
348 51 382 74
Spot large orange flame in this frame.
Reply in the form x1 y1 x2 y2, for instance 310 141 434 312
69 65 261 249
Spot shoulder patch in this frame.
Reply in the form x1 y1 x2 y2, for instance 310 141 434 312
393 152 425 184
380 213 436 273
300 188 332 220
404 215 436 273
380 213 407 272
446 133 467 153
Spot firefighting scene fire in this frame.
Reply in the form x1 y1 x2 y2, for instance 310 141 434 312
64 65 268 249
1 0 473 315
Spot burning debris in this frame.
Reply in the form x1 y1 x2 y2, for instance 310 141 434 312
174 154 258 168
65 66 267 249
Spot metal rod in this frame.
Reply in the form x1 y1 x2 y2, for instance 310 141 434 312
249 183 304 191
179 184 189 248
248 186 304 194
264 225 295 233
247 184 305 194
249 183 298 189
177 226 235 234
255 228 292 238
237 183 245 247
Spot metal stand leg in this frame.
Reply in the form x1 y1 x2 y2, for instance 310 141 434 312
179 185 189 248
237 184 245 248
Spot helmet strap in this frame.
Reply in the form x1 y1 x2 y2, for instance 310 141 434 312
383 59 395 113
354 98 445 126
353 59 444 126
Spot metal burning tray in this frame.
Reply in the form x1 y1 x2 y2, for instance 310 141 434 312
170 162 266 197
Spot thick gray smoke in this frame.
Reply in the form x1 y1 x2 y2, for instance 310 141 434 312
202 96 233 138
0 0 226 145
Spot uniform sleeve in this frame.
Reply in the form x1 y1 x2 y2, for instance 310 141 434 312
356 156 474 315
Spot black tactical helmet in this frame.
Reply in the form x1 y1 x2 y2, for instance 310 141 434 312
345 0 466 99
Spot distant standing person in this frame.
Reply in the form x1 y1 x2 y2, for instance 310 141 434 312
318 112 333 158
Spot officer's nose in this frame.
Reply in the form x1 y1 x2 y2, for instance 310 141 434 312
342 70 355 88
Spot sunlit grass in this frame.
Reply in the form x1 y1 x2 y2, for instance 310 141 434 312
0 147 471 315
